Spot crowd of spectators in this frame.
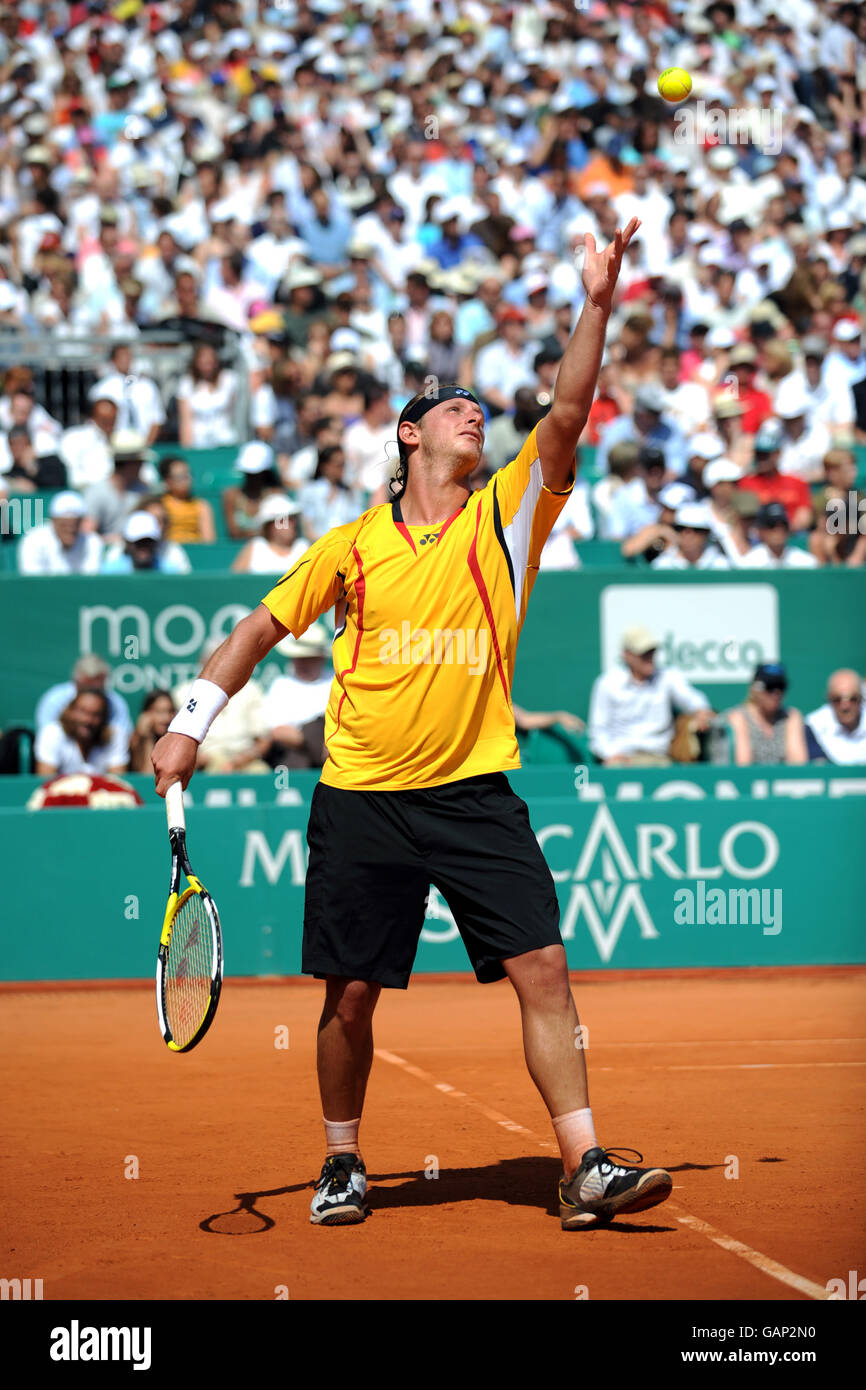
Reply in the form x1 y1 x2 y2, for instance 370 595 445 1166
1 0 865 772
0 2 865 575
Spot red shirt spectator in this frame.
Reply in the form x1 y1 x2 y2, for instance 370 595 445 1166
737 421 813 530
728 346 773 433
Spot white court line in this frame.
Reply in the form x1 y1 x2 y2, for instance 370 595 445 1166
374 1047 836 1301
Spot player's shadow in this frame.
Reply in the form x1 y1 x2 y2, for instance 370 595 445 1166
200 1156 677 1233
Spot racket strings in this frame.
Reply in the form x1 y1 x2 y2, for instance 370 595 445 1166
164 890 215 1049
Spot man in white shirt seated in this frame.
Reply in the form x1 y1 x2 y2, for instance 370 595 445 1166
588 625 713 766
16 491 103 574
738 501 819 569
805 669 866 764
342 382 396 496
91 341 166 445
173 638 271 774
35 654 132 740
262 624 333 769
473 306 538 414
59 392 118 490
774 378 832 482
653 502 730 569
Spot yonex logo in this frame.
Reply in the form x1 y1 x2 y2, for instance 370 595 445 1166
379 622 488 676
186 698 197 713
418 532 439 546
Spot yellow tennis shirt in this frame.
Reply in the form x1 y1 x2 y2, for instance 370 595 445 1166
260 424 572 790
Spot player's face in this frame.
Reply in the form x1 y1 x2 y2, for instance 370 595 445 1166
419 398 485 478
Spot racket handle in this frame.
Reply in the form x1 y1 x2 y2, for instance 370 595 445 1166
165 780 186 833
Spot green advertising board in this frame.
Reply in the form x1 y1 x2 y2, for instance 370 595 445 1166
1 774 863 982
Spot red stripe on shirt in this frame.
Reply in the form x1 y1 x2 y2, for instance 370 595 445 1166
333 545 365 736
394 520 417 554
467 497 510 704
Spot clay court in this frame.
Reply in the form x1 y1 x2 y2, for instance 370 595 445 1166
2 968 864 1302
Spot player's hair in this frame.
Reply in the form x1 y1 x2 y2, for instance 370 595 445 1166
390 390 427 500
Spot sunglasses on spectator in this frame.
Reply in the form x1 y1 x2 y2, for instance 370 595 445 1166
830 693 862 705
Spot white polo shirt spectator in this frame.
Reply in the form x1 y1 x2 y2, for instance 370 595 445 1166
774 378 832 480
34 718 129 776
738 501 819 568
806 679 866 764
589 625 711 762
16 491 103 575
263 625 333 733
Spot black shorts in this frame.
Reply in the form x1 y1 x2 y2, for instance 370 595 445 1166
302 772 563 988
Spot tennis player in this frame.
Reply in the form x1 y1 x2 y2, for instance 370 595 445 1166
153 216 673 1230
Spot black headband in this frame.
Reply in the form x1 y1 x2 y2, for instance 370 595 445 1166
398 385 481 430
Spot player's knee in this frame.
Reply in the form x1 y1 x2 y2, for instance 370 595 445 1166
327 977 380 1030
511 945 571 1008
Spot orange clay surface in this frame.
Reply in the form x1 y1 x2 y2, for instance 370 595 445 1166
1 969 864 1302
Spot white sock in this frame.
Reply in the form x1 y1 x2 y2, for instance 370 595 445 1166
323 1116 361 1158
551 1107 598 1176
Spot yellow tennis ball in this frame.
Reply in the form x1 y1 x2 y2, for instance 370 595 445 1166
658 67 693 103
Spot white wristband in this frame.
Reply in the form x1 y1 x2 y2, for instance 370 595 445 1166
168 678 229 744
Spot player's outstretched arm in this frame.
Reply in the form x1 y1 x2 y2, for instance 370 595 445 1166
152 604 288 795
536 217 640 492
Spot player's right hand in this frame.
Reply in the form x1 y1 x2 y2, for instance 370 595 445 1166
152 732 199 796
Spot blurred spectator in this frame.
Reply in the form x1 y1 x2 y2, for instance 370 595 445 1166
83 433 154 542
173 640 270 774
101 511 190 574
17 491 102 575
621 481 695 564
58 392 118 491
36 655 132 740
35 690 129 778
792 336 855 436
593 439 642 539
682 433 724 500
222 442 284 540
93 342 166 445
658 346 712 435
822 318 866 401
606 446 669 541
0 424 66 491
128 690 176 774
474 306 537 414
806 670 866 764
484 388 547 476
588 626 712 768
299 447 360 542
263 624 333 770
774 379 833 482
726 345 773 433
809 449 866 566
653 504 731 570
596 385 687 478
726 664 808 766
342 382 396 495
177 343 239 449
0 368 62 457
740 501 820 569
158 457 216 545
702 459 751 563
738 422 814 532
232 496 309 574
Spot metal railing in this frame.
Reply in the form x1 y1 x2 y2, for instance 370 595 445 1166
0 328 249 439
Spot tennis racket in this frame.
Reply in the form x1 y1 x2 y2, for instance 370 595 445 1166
156 781 223 1052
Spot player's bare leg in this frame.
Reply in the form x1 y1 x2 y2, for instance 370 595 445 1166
310 976 380 1226
504 944 671 1228
317 976 381 1136
503 945 590 1164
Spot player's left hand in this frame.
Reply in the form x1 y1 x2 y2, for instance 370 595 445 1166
581 217 641 313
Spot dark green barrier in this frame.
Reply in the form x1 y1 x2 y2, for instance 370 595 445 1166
1 570 864 729
4 765 866 808
1 785 862 982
